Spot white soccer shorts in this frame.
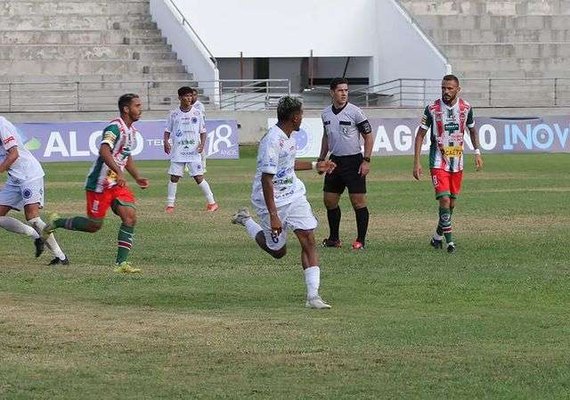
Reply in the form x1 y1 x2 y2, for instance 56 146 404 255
0 176 44 211
168 160 205 177
254 195 318 251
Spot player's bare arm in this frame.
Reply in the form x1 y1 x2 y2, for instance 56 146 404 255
294 159 336 174
413 127 428 180
468 126 483 171
99 143 127 186
0 146 19 173
359 132 374 176
125 156 149 189
163 131 171 154
318 128 329 161
261 172 282 235
198 131 206 153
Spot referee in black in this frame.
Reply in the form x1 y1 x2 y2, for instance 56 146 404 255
318 77 374 250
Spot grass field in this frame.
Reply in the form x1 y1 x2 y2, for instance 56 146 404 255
1 148 569 399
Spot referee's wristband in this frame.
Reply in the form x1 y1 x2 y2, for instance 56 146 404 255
474 149 481 155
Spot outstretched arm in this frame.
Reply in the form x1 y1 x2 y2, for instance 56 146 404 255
294 159 336 173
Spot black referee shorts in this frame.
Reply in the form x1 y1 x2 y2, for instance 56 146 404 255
323 153 366 194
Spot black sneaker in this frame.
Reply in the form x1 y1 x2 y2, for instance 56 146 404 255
430 237 443 249
322 238 342 248
447 243 456 253
34 238 45 258
48 256 70 266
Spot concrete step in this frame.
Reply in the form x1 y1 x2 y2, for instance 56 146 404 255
442 43 570 58
0 14 153 30
0 29 165 45
452 58 570 77
411 14 570 31
2 1 150 16
426 28 570 43
0 60 187 76
0 73 194 83
401 0 570 16
0 44 173 60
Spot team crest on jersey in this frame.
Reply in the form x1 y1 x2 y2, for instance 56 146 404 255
176 130 183 137
191 117 198 124
22 188 32 199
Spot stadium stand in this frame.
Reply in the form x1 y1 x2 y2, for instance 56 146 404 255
399 0 570 106
0 0 196 112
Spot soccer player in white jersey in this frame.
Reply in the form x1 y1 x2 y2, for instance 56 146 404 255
318 77 374 250
43 94 149 273
0 116 68 265
191 88 208 172
231 96 336 309
163 86 218 213
413 75 483 253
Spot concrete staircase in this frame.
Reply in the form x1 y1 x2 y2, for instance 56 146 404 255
398 0 570 106
0 0 196 112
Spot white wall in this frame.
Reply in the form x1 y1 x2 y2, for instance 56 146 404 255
374 0 450 83
173 0 376 57
158 0 449 93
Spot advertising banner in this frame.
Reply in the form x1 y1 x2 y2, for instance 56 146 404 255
14 119 239 162
269 116 570 157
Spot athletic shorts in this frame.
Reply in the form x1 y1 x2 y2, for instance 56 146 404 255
86 186 136 220
168 161 204 177
0 176 44 211
430 168 463 199
323 153 366 194
253 195 317 251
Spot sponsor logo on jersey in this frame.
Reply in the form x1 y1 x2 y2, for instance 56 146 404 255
3 136 15 145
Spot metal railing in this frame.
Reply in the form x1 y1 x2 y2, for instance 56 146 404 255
0 79 291 112
2 77 570 112
350 78 570 108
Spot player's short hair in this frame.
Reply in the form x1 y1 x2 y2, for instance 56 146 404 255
118 93 139 112
443 74 460 85
277 96 303 122
330 77 349 90
178 86 193 97
191 88 198 95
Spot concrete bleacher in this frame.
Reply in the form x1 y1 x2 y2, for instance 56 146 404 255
0 0 196 112
399 0 570 106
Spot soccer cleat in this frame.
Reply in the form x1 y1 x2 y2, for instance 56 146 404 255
231 208 251 226
34 238 45 258
430 237 443 249
351 240 365 250
165 205 175 214
305 296 332 309
114 261 141 274
206 202 219 212
322 238 342 248
48 256 70 266
447 243 456 253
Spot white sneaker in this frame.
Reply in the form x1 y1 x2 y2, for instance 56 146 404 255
305 296 331 309
231 208 251 226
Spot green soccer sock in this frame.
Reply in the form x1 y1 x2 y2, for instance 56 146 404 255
56 216 92 232
438 207 453 243
116 224 135 264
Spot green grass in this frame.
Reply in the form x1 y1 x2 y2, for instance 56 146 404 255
1 149 569 399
